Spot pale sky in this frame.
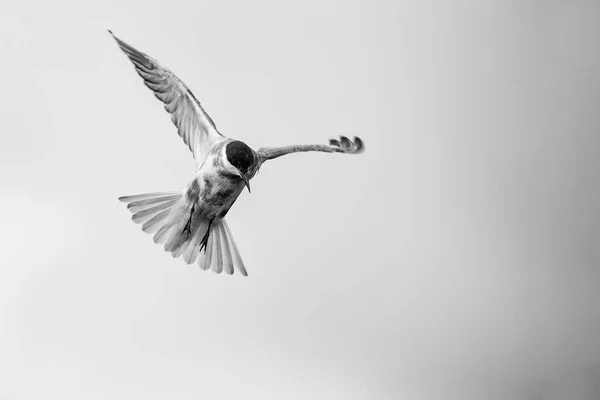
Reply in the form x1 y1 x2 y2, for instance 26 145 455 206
1 0 600 399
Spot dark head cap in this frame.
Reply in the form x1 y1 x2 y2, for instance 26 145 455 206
225 140 254 174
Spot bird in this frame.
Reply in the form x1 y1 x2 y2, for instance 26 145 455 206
110 31 365 276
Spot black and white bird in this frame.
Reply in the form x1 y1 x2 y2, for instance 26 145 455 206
110 31 365 276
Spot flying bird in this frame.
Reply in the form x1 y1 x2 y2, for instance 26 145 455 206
110 31 365 276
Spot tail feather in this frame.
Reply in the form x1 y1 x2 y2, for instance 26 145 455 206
164 218 206 254
119 192 180 203
132 199 177 223
127 195 179 211
197 234 212 271
182 232 202 264
120 191 186 244
173 235 192 259
153 224 172 244
194 220 246 275
222 220 247 276
217 225 234 275
119 191 248 276
142 209 173 233
210 228 222 274
172 220 204 259
164 229 186 253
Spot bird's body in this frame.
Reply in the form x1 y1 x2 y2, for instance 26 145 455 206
186 139 258 221
187 163 244 221
110 31 364 276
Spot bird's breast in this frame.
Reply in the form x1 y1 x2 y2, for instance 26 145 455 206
186 169 244 219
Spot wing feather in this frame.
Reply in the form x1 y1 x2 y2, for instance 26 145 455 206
257 135 365 162
109 31 224 167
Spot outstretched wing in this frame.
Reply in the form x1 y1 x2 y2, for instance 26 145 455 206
109 31 224 167
257 135 365 162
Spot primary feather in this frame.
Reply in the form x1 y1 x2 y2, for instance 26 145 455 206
109 31 224 168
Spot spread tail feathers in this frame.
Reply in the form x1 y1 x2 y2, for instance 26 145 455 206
119 192 248 276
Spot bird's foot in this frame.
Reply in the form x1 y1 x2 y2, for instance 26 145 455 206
198 219 214 254
181 205 195 239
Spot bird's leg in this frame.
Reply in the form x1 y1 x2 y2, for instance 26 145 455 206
199 218 214 254
181 204 195 239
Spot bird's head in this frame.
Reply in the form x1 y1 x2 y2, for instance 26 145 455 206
225 140 255 193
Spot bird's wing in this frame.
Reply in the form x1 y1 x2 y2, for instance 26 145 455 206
109 31 224 167
257 135 365 162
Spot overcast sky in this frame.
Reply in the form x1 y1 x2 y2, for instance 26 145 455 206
1 0 600 399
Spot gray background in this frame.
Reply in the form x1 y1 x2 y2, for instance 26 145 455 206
1 0 599 399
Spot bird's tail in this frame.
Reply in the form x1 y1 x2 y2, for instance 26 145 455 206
119 192 247 276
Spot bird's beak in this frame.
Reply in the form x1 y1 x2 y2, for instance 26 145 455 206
242 175 251 193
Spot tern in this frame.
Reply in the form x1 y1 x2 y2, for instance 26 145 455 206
110 31 365 276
